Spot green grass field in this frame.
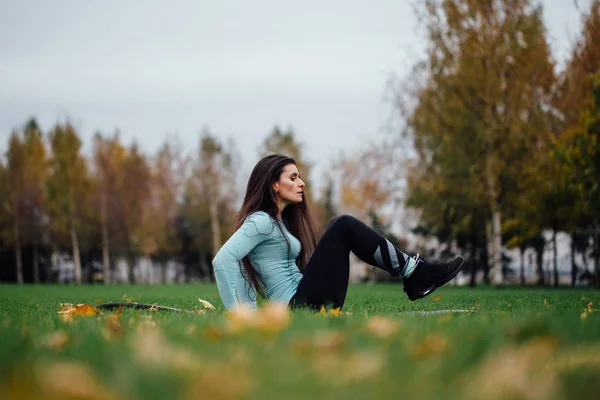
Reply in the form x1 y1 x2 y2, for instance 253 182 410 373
1 283 599 400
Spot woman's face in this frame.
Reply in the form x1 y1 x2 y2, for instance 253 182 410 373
273 163 305 205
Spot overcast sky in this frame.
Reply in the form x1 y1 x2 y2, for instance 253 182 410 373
0 0 590 190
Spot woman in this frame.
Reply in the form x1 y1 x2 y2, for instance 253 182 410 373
212 154 464 311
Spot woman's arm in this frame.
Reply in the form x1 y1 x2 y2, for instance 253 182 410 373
212 212 274 310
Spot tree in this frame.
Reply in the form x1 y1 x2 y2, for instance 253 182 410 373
556 71 600 286
136 138 187 282
4 131 27 283
555 0 600 129
20 119 50 283
47 121 91 284
402 0 556 286
92 133 127 283
119 143 151 282
182 130 239 281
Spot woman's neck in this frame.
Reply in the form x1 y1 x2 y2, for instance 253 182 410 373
277 201 287 219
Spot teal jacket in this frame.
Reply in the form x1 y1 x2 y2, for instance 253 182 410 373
212 211 302 310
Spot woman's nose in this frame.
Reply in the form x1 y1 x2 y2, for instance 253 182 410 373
298 179 305 187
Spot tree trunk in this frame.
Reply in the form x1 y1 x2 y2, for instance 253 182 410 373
469 241 477 287
13 214 23 284
520 247 525 286
127 254 136 284
33 240 40 284
70 224 82 284
535 243 545 286
161 261 168 284
101 193 111 284
552 230 559 288
594 216 600 287
571 233 577 287
209 200 221 257
485 219 493 284
489 207 503 286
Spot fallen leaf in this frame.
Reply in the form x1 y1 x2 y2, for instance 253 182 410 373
102 305 123 339
198 298 216 310
462 339 557 400
41 331 69 350
225 304 256 333
293 330 346 354
185 361 255 400
581 311 588 320
36 361 119 400
433 295 442 302
95 298 103 304
366 316 400 339
58 303 101 318
312 351 384 385
544 299 551 310
587 301 593 313
318 306 351 317
474 301 480 310
412 334 448 358
254 302 290 335
203 326 226 341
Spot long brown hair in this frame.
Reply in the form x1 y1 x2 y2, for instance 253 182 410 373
232 154 317 298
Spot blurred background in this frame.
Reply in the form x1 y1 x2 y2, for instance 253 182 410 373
0 0 598 288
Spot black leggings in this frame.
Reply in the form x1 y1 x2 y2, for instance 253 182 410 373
290 215 409 310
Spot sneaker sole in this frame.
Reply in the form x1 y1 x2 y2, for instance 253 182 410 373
406 257 465 301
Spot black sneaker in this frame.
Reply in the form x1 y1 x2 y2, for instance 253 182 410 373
402 255 465 301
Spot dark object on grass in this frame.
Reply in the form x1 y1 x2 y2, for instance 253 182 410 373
96 302 192 313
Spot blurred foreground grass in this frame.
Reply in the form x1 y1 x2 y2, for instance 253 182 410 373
1 283 599 400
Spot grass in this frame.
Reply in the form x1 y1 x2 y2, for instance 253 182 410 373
1 283 599 400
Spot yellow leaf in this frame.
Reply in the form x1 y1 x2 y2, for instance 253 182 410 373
255 302 290 335
544 299 551 310
198 298 216 310
434 295 442 302
37 362 119 400
225 304 256 333
58 303 101 317
102 305 123 340
366 316 400 339
41 331 69 350
581 311 588 320
412 334 448 358
317 306 351 317
587 301 593 313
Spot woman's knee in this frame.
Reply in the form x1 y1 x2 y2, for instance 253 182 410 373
328 214 357 230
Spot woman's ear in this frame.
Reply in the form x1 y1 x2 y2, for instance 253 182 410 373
272 182 279 193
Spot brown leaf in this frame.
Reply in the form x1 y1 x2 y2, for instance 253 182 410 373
198 298 216 310
36 361 119 400
41 331 69 350
433 295 442 301
463 338 558 400
366 316 400 339
412 334 448 358
185 361 255 400
225 304 256 333
254 302 290 335
58 303 101 318
102 305 123 339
